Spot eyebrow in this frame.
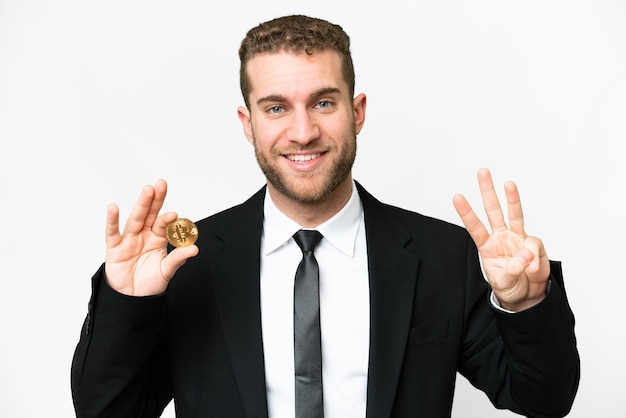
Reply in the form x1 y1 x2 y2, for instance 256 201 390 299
255 87 342 106
311 87 342 99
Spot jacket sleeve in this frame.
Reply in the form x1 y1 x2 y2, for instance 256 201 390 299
459 239 580 418
71 264 173 418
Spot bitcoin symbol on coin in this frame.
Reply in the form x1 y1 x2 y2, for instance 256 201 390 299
166 218 198 247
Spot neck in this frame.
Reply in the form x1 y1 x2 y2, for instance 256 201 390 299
267 177 353 228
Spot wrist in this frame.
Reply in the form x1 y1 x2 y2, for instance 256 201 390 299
495 280 551 312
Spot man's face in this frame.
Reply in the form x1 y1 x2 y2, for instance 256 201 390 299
238 50 366 204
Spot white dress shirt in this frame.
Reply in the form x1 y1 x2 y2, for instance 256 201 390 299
260 182 369 418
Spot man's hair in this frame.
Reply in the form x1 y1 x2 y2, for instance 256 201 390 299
238 15 355 107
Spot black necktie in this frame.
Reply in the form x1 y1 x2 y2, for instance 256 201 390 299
293 229 324 418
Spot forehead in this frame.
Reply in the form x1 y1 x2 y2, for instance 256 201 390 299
245 50 347 102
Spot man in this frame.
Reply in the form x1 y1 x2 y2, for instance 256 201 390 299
71 14 579 418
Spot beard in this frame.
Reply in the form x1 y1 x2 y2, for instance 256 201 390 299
252 128 357 204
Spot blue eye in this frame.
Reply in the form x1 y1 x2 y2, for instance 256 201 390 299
269 105 284 114
317 100 331 109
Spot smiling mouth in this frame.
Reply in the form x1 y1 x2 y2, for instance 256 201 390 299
285 153 322 162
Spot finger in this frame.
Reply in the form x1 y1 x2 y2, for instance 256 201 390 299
453 193 490 248
161 245 200 280
504 248 533 278
477 168 507 232
105 203 121 248
153 211 180 238
144 179 168 230
504 180 525 236
524 236 548 275
122 184 156 236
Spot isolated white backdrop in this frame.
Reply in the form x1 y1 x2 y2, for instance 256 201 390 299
0 1 624 417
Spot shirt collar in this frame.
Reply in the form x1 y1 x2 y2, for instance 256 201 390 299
262 181 363 257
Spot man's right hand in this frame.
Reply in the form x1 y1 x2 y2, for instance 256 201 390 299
104 179 199 296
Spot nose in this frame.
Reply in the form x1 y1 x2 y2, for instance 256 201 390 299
287 108 320 145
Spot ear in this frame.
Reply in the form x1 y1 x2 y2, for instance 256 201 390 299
237 106 254 144
352 93 367 135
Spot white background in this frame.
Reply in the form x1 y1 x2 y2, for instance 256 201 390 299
1 1 624 416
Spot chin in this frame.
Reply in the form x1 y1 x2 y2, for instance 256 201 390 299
276 175 351 204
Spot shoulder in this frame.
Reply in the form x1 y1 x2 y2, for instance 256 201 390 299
356 181 468 239
194 186 266 232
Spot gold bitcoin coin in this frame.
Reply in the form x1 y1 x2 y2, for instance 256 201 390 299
166 218 198 247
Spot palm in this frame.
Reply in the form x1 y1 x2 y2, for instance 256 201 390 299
105 224 170 296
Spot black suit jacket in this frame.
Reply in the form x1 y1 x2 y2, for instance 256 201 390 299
71 183 579 417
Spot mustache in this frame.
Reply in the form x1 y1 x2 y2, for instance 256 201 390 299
275 144 327 153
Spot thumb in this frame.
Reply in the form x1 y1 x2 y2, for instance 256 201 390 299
505 249 533 278
161 245 200 280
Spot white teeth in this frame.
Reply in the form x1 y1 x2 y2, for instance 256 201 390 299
287 153 320 162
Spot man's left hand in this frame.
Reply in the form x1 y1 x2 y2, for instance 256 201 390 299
453 168 550 312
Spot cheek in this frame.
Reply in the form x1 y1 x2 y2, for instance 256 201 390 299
251 119 283 147
252 133 280 159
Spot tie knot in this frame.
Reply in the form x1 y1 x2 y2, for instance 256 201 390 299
293 229 323 253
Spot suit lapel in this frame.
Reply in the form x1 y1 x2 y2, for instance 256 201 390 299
209 187 269 418
357 184 420 418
